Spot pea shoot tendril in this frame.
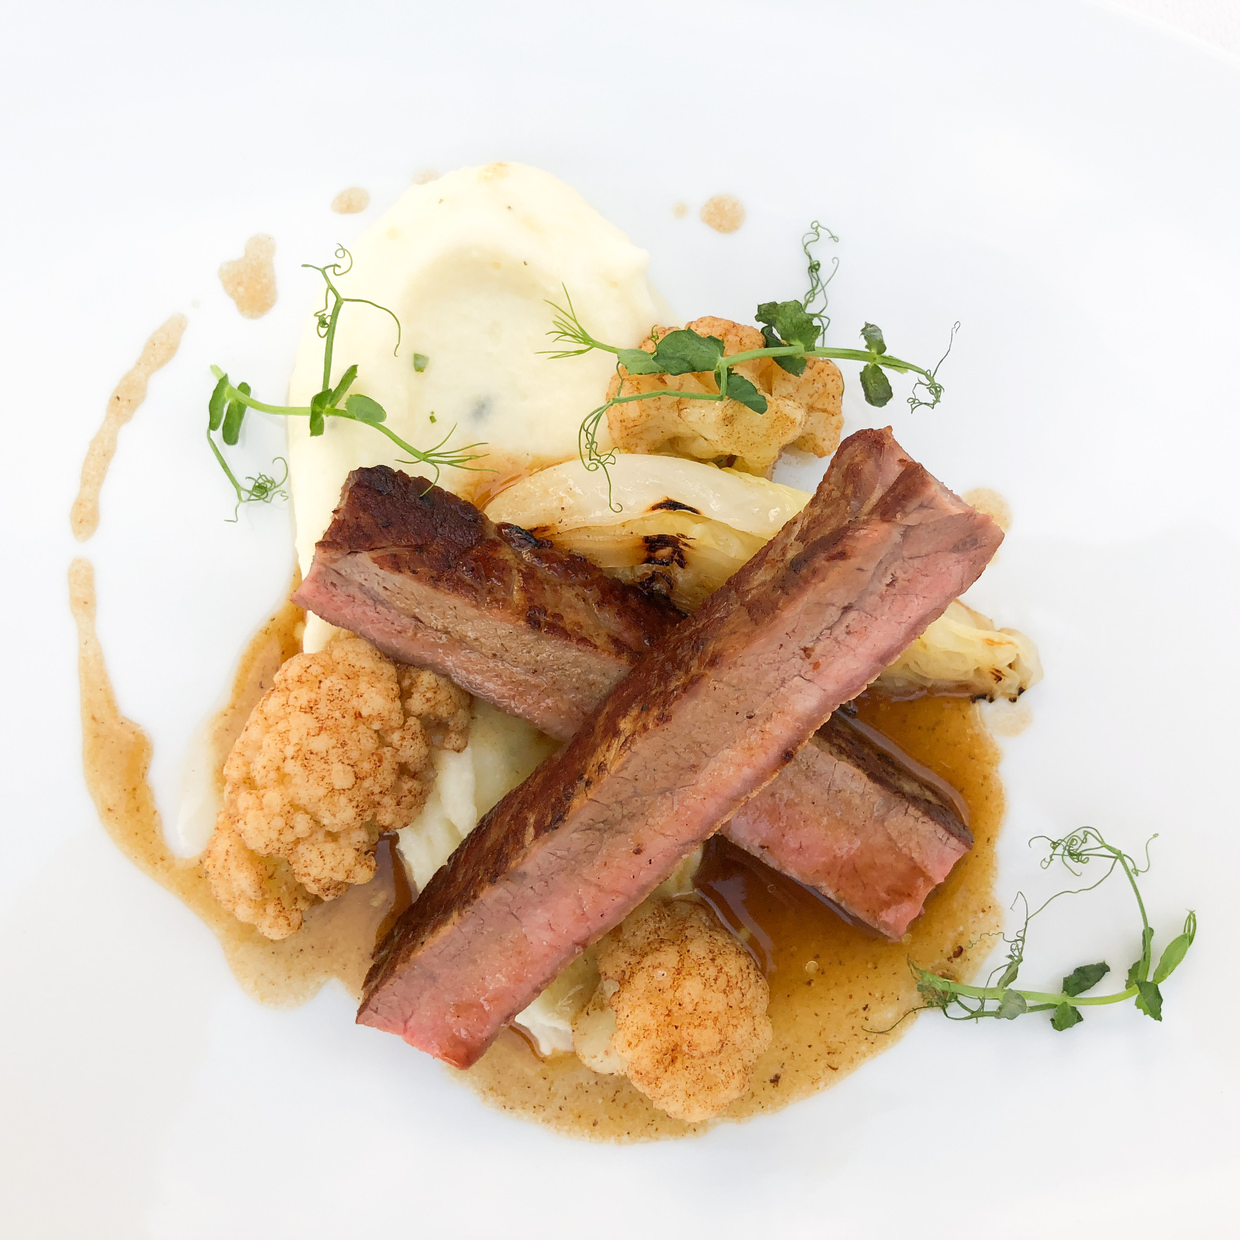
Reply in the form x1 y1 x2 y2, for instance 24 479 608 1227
901 828 1197 1032
206 245 488 519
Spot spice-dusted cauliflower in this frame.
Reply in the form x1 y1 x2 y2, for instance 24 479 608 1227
606 316 844 475
572 900 772 1123
203 636 470 939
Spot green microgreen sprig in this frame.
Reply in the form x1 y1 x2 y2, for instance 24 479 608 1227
910 828 1196 1031
546 223 958 504
206 245 487 517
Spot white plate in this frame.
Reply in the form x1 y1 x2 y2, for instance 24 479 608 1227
3 2 1238 1236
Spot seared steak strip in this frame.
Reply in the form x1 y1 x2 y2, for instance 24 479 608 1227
354 429 1003 1066
727 712 972 939
292 465 681 740
297 441 972 940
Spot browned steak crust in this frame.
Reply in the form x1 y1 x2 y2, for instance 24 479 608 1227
294 466 682 740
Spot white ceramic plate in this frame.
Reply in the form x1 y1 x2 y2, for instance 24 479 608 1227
4 2 1238 1236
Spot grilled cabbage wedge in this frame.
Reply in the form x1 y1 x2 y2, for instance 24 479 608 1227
484 453 1040 701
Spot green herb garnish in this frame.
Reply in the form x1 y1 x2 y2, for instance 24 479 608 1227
207 246 486 517
546 223 957 503
910 828 1196 1031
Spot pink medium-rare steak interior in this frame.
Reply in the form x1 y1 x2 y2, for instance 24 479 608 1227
293 466 683 740
727 712 972 939
356 429 1003 1067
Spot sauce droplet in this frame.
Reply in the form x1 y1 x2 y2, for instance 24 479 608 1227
700 195 745 234
331 186 370 214
963 487 1012 532
219 234 277 319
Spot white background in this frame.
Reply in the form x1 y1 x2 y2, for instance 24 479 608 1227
2 2 1238 1237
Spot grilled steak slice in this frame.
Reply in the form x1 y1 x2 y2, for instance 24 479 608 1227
356 429 1003 1066
727 712 972 939
298 436 974 940
293 466 682 740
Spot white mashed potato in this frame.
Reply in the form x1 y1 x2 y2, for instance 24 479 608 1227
286 161 667 618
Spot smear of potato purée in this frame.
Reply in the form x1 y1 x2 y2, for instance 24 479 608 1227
285 163 667 595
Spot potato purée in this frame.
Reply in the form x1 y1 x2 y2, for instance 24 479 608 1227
286 162 667 619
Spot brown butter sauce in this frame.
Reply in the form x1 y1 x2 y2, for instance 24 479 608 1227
460 693 1003 1141
72 564 402 1006
75 535 1001 1139
71 315 188 542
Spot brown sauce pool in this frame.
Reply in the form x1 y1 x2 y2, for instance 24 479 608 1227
461 693 1002 1141
75 555 1001 1139
72 565 403 1006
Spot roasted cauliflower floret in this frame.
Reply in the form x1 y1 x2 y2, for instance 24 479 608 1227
203 636 470 939
572 900 772 1123
606 316 843 475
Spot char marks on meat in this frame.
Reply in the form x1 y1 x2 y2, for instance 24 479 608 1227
354 429 1003 1067
293 466 682 741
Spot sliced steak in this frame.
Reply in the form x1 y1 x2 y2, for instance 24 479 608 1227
727 712 972 939
298 436 974 940
293 466 682 740
355 429 1003 1066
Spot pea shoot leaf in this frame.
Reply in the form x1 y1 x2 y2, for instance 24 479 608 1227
617 347 665 376
998 991 1028 1020
328 364 358 406
652 329 725 375
860 362 894 407
996 959 1022 989
724 373 768 414
412 353 429 373
222 381 251 446
1051 1003 1083 1031
208 374 229 432
309 388 330 437
756 299 821 351
861 322 887 354
345 393 387 423
759 324 808 375
1153 915 1197 983
1062 963 1110 997
1135 980 1164 1021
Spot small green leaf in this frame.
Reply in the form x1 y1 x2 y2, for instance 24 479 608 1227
1135 980 1164 1021
428 412 438 424
1153 913 1196 983
208 374 229 431
760 324 808 375
724 373 768 414
996 960 1021 989
998 991 1028 1020
756 299 820 350
616 348 665 376
861 322 887 355
1062 962 1110 997
652 329 725 375
1127 925 1155 987
1051 1003 1083 1031
345 393 387 423
328 363 358 406
860 362 893 407
222 381 251 446
309 388 330 437
412 353 429 373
